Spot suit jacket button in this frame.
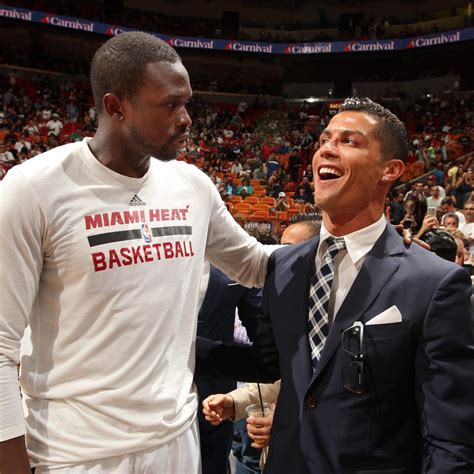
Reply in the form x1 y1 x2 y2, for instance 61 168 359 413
305 395 317 409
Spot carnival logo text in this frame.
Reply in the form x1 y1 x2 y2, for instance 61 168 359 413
407 31 460 48
225 41 273 53
284 43 332 54
42 16 95 32
168 38 214 49
0 8 32 21
344 41 395 52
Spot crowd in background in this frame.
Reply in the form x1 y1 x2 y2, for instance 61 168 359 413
1 69 473 262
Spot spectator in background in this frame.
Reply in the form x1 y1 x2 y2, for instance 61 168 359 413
82 115 96 134
253 164 266 182
441 197 466 225
41 105 52 123
46 113 63 137
450 167 473 209
237 177 253 198
14 134 32 155
224 176 237 196
448 162 460 186
282 174 296 193
460 200 474 244
301 163 314 182
444 212 460 230
231 160 244 177
419 229 458 263
23 118 39 136
274 192 291 212
3 88 16 107
447 228 470 266
266 154 280 179
294 185 313 203
195 262 262 474
432 162 445 185
404 181 423 201
415 213 440 239
426 175 446 197
400 199 418 231
209 169 223 189
426 184 443 208
389 191 406 224
202 216 322 472
66 100 79 122
88 105 97 123
0 142 15 166
407 185 428 230
267 175 282 198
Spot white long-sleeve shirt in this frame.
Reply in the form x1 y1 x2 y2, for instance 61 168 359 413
0 138 268 468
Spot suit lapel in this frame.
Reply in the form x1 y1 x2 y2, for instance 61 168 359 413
307 226 405 388
278 238 319 393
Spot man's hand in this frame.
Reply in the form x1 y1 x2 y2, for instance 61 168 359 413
415 215 439 239
0 436 30 474
393 224 431 250
202 394 235 425
247 413 274 449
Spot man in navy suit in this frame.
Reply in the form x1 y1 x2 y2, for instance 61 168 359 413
204 97 474 473
195 263 262 474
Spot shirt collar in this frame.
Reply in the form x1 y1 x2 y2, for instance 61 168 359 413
319 215 387 265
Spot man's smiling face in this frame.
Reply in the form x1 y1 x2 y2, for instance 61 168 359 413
312 111 387 224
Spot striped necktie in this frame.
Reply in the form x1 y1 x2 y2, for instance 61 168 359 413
308 236 346 366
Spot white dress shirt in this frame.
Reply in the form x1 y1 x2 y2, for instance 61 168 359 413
317 215 387 322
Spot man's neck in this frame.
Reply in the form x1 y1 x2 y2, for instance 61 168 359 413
322 210 383 237
89 132 150 178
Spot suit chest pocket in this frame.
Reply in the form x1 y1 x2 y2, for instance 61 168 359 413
363 321 412 385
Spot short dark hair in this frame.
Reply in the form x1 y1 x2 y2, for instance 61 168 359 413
444 212 459 225
338 96 408 163
441 197 455 207
288 213 322 239
247 227 279 245
90 32 181 112
419 229 457 262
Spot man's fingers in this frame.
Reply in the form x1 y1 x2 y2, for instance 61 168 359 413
402 228 412 245
412 237 431 251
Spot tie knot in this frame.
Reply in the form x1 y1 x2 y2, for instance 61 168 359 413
325 237 346 259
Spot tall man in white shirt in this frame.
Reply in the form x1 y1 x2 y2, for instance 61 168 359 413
212 97 474 473
0 32 268 473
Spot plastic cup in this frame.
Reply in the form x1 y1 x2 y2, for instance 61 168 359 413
245 402 273 456
245 402 273 418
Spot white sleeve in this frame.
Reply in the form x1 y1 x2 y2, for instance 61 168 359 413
0 168 45 441
204 181 268 288
0 359 25 441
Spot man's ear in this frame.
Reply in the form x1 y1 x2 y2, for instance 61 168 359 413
102 93 124 121
381 159 405 184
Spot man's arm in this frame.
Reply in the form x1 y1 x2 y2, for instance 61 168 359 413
204 180 269 288
195 336 279 383
0 436 30 473
196 255 280 382
235 287 262 344
230 380 281 421
1 168 45 472
416 266 474 473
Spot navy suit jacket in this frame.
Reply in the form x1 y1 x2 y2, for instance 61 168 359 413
258 225 474 474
